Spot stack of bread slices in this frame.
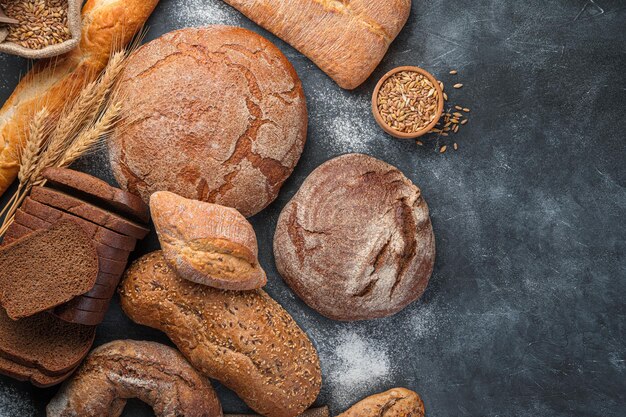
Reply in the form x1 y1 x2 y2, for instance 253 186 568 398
0 168 149 385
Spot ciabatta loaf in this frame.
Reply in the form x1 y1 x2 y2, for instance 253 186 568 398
0 0 159 197
223 0 412 89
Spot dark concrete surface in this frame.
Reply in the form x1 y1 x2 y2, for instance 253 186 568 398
0 0 624 416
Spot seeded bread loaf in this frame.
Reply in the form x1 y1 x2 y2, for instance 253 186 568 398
42 167 150 223
47 340 223 417
274 154 435 321
0 309 94 376
119 251 322 417
336 388 425 417
223 0 411 89
108 26 307 217
30 186 149 239
0 221 99 319
150 191 267 290
0 0 160 198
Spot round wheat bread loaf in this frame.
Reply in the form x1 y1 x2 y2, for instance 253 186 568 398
274 153 436 321
108 26 307 217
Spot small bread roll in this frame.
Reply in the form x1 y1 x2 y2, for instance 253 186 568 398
150 191 266 290
337 388 424 417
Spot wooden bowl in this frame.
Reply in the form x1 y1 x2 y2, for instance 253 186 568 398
372 66 444 139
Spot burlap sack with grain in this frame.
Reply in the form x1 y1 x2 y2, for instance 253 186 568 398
0 0 82 59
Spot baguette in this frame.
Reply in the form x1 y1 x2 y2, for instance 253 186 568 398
223 0 411 89
0 0 160 197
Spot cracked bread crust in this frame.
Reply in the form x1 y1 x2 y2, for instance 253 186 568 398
337 387 425 417
273 153 435 321
119 251 321 417
108 26 307 217
47 340 222 417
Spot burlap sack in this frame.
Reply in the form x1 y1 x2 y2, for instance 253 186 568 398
0 0 82 59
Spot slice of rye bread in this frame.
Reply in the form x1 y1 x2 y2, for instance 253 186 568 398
0 309 95 375
42 167 150 223
31 186 150 239
1 222 122 295
22 198 136 251
14 209 130 259
7 219 128 276
14 209 130 262
0 355 77 388
53 306 107 326
0 221 99 320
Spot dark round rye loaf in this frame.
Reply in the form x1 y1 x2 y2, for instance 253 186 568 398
0 221 100 320
0 355 77 388
14 209 131 261
0 309 95 375
42 167 150 223
22 198 136 251
30 186 150 239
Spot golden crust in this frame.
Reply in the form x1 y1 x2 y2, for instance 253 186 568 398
0 0 159 197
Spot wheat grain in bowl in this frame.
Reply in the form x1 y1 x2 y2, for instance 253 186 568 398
372 66 444 139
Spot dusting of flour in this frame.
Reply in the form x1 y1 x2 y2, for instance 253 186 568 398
0 384 36 417
164 0 245 27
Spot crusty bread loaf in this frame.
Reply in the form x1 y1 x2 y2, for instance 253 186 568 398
42 167 150 223
119 251 322 417
0 220 99 319
150 191 267 290
47 340 223 417
0 308 94 376
0 0 160 197
336 388 424 417
108 26 307 217
223 0 411 89
274 153 435 321
30 186 150 239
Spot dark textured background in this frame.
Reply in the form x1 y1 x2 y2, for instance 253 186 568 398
0 0 625 416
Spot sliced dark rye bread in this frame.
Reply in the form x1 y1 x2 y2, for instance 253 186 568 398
0 355 77 388
31 186 150 239
78 282 117 299
57 295 110 313
14 209 130 259
0 309 95 375
0 221 99 319
22 198 136 251
2 222 31 244
53 306 108 326
42 167 150 223
7 219 127 277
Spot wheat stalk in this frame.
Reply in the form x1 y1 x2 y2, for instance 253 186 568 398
56 100 122 169
0 48 131 238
